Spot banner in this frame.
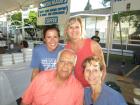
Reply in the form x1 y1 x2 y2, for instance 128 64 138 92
112 0 140 12
37 0 70 25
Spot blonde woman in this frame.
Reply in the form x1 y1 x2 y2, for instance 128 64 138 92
65 17 106 87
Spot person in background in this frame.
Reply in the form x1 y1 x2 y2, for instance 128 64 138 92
20 40 29 49
20 40 32 62
91 30 100 43
21 49 84 105
31 24 64 80
64 16 106 87
20 40 29 52
83 56 127 105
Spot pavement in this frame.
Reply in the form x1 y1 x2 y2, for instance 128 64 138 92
104 54 140 105
105 54 140 80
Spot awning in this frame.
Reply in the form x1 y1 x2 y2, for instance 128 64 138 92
0 0 39 15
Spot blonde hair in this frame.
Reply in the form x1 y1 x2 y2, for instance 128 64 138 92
64 16 84 41
82 56 103 71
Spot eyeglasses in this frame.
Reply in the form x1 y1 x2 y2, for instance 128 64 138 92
58 59 73 66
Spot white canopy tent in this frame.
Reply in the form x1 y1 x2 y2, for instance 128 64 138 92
0 0 40 44
0 0 39 15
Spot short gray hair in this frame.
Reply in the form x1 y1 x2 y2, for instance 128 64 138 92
57 49 77 66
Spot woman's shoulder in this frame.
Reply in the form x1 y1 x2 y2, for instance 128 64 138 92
34 44 46 50
84 38 97 46
84 38 92 42
102 85 127 104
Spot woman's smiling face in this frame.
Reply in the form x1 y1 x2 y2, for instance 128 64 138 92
67 20 82 40
84 61 102 85
44 29 59 51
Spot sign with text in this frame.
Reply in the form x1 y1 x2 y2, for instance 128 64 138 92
112 0 140 12
37 0 70 25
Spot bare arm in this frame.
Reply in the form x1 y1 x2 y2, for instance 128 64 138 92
31 69 40 81
91 41 106 81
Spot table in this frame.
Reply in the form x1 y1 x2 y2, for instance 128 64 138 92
0 63 32 105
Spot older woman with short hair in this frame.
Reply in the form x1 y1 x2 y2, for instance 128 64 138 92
82 56 127 105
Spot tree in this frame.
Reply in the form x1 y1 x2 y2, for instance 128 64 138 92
11 11 43 40
24 11 44 40
102 0 140 43
24 11 37 39
11 12 22 25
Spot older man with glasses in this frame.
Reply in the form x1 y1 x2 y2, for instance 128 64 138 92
21 49 84 105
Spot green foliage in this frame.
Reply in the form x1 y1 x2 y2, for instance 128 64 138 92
102 0 140 25
103 0 140 42
10 11 39 27
11 12 22 25
11 12 22 21
24 11 37 27
112 10 140 43
10 11 43 39
113 14 119 23
112 10 140 27
24 11 37 37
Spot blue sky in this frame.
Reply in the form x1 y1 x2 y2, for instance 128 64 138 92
70 0 105 12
